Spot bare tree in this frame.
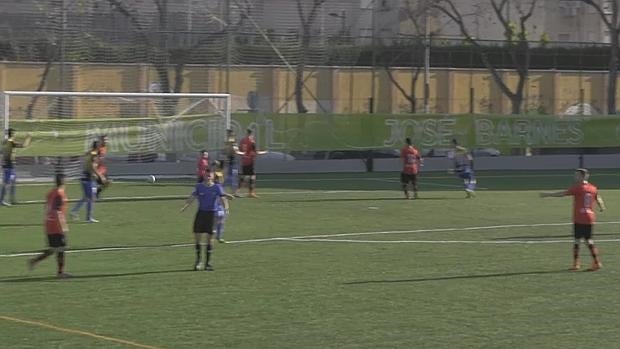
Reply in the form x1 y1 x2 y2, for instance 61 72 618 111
26 44 57 119
381 0 433 113
432 0 538 114
106 0 246 115
25 0 66 119
578 0 619 114
295 0 327 114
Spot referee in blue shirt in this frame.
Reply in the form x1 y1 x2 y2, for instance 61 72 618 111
181 172 229 271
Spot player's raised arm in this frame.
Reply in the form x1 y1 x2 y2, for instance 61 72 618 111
13 133 32 148
180 192 197 212
539 191 569 198
23 133 32 147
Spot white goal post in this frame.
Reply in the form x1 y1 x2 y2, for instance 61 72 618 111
1 91 232 179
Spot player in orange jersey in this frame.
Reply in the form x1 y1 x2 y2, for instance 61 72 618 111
541 168 606 271
196 150 210 182
235 143 268 198
29 174 72 278
239 128 255 153
400 138 423 199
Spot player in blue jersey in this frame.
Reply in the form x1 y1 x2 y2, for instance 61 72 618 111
180 172 229 271
450 139 476 198
1 128 32 206
71 141 100 222
212 161 233 243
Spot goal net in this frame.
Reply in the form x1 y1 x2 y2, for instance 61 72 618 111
1 91 231 180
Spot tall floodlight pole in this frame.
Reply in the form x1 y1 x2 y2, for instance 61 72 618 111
370 0 376 113
59 0 67 92
225 0 232 93
424 2 430 114
58 0 68 118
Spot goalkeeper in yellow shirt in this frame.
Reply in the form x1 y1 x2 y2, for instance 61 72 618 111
1 128 32 206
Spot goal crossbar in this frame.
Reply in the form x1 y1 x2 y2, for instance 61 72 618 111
2 91 233 135
3 91 231 98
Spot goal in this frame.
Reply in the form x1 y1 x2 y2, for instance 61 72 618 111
1 91 232 180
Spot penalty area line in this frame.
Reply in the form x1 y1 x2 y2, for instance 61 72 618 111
278 238 620 244
2 221 620 258
0 315 166 349
228 221 620 242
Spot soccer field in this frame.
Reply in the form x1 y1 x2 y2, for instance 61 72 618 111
2 170 620 349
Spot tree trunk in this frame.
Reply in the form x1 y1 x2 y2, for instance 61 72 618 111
26 48 55 119
410 69 420 113
154 60 175 116
174 61 184 93
512 70 527 115
609 33 619 115
510 91 523 115
295 30 310 114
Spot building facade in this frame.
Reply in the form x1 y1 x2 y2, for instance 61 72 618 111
0 0 612 45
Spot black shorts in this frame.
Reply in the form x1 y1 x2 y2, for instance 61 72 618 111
47 234 67 248
574 223 593 240
400 172 417 185
242 165 255 176
193 210 216 234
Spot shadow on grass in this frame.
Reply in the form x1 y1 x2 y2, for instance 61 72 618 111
0 269 195 283
343 269 568 285
0 223 42 228
493 233 618 240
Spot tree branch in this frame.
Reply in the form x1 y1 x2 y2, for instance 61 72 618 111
296 0 306 27
520 0 538 22
307 0 327 28
578 0 613 29
384 64 418 108
490 0 512 41
614 0 619 30
404 0 425 34
105 0 150 42
433 0 519 102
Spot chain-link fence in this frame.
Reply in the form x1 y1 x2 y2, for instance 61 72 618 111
0 0 615 116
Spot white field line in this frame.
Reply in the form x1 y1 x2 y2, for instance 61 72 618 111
279 238 620 244
21 186 482 204
253 173 620 182
227 221 620 242
15 190 410 204
2 221 620 258
18 172 620 186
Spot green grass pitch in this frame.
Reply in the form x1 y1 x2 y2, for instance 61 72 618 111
2 170 620 349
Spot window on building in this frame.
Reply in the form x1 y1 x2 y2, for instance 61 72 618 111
588 32 596 42
360 28 373 39
558 33 571 41
360 0 373 9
